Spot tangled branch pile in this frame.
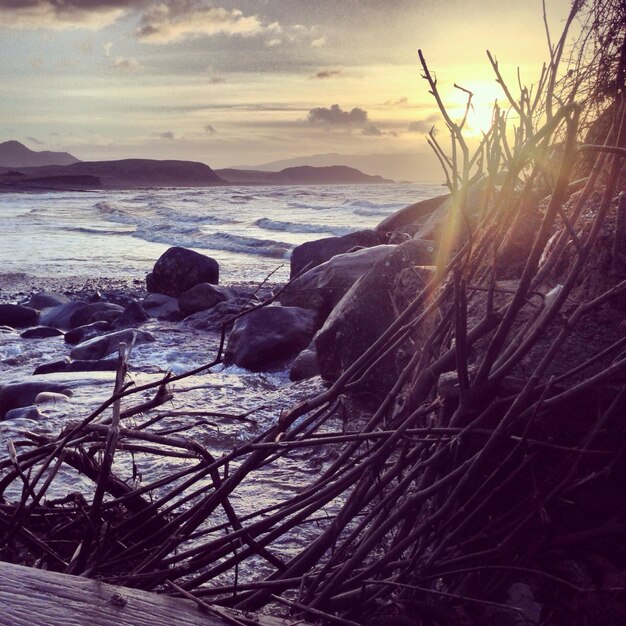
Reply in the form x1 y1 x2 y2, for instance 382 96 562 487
1 2 625 624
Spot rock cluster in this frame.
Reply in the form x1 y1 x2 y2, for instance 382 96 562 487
3 190 504 419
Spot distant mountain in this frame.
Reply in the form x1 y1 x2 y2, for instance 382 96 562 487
0 140 79 168
235 152 442 183
1 159 224 190
216 165 392 185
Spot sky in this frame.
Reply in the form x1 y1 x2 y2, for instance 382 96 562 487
0 0 573 180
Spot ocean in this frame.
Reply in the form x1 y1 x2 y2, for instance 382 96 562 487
0 182 440 284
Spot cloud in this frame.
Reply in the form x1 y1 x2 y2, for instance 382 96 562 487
137 4 277 44
307 104 368 127
312 69 342 79
111 56 143 71
265 37 282 47
203 124 217 134
154 131 175 140
310 37 326 48
407 115 439 133
104 41 113 57
362 123 383 136
0 0 138 31
26 136 43 146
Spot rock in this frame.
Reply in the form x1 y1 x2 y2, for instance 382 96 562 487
33 357 71 375
4 405 43 421
280 245 400 322
376 194 450 236
113 300 150 328
70 329 154 361
39 301 87 330
224 306 318 371
147 246 219 297
289 229 385 279
412 183 487 243
64 358 119 372
184 298 247 331
64 321 111 345
20 326 64 339
69 302 125 328
142 293 182 321
35 391 71 406
0 326 17 334
289 344 319 381
0 381 72 418
24 291 70 309
179 283 233 316
0 303 39 328
315 240 434 395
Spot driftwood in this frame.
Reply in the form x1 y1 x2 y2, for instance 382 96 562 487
0 561 292 626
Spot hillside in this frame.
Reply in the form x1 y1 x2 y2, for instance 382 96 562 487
216 164 392 184
1 159 224 189
0 140 79 168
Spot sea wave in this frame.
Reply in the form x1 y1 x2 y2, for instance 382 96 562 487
254 217 357 236
63 226 135 236
132 226 293 258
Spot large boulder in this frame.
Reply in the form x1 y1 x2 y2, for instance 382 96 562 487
375 194 450 236
224 306 318 372
179 283 233 316
113 300 150 328
24 291 70 310
39 301 88 330
64 321 111 345
147 246 219 297
0 304 39 328
70 329 154 361
184 299 248 331
69 302 124 328
289 229 385 279
20 326 64 339
142 293 182 321
280 245 400 321
315 239 434 395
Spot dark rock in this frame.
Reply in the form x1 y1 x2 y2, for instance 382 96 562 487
0 381 72 419
179 283 233 316
4 405 43 421
64 321 111 345
142 293 182 321
412 184 486 243
21 326 64 339
184 298 247 331
64 358 118 372
33 357 71 375
0 303 39 328
280 245 400 322
147 246 219 297
39 301 87 330
290 229 385 279
25 291 70 309
70 329 154 361
113 300 150 328
224 305 318 371
315 240 434 395
69 302 125 328
289 344 319 381
375 194 449 236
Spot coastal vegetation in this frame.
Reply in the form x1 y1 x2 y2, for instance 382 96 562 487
1 1 625 623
